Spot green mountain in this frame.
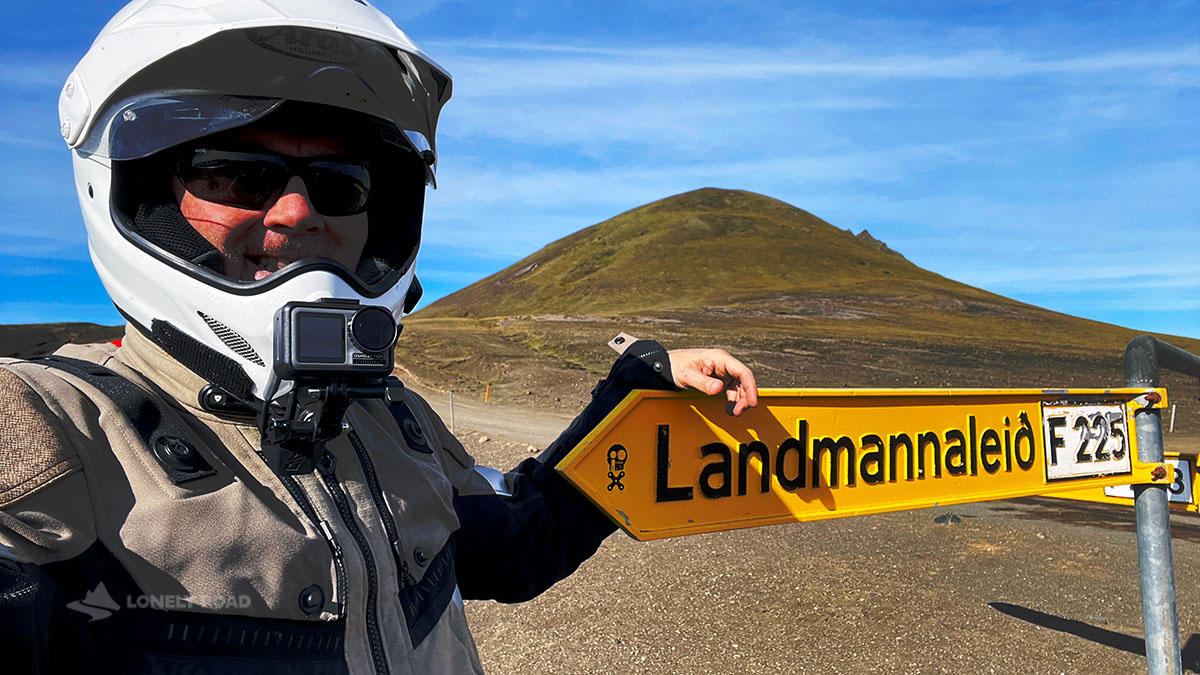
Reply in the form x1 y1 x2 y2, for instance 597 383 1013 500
401 188 1199 423
419 188 957 318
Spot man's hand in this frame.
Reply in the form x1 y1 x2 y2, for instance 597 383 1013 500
667 348 759 416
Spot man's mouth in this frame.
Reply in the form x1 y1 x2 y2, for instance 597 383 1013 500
248 255 297 281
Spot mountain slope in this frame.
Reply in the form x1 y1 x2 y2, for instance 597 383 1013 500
401 188 1200 427
420 188 987 318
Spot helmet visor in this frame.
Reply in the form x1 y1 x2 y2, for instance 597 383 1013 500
77 26 442 169
105 97 428 297
80 91 435 185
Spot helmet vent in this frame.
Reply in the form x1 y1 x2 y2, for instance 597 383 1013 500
198 312 265 367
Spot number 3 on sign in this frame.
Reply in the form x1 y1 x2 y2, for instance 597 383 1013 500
1042 403 1133 481
1104 459 1195 505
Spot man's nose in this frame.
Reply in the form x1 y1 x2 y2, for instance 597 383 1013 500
263 175 323 233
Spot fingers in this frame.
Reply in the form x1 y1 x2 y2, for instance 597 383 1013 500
675 367 724 396
667 348 759 417
718 356 759 412
727 381 752 417
702 350 757 416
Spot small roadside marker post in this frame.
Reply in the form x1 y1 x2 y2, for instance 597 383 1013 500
449 391 455 433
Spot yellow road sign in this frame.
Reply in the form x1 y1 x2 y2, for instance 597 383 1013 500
556 388 1171 540
1048 452 1198 513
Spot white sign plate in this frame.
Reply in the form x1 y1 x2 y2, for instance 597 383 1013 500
1104 458 1194 504
1042 403 1132 481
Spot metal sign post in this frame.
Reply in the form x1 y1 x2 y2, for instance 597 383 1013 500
1125 336 1200 675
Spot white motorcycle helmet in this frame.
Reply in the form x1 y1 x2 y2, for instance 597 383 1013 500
60 0 451 401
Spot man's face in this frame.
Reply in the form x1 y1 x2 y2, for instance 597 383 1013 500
173 128 370 282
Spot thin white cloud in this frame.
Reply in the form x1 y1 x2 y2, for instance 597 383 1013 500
0 264 64 277
433 43 1200 95
410 266 494 286
441 94 905 158
374 0 451 21
971 265 1200 289
0 130 62 152
0 238 89 259
0 55 73 88
432 142 971 209
438 39 1200 73
1046 295 1200 313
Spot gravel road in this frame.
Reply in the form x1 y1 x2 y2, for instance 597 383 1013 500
405 382 575 448
409 383 1200 674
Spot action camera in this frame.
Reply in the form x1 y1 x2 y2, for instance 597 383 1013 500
273 298 397 379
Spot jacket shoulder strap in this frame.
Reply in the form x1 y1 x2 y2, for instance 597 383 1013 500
34 355 217 485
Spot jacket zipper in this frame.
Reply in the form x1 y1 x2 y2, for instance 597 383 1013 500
264 456 349 618
317 452 389 675
347 428 415 587
316 519 347 615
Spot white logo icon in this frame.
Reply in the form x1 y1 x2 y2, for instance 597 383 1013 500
66 582 120 622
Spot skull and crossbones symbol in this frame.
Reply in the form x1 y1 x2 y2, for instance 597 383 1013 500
606 444 627 491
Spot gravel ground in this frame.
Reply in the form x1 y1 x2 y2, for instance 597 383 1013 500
455 430 1200 674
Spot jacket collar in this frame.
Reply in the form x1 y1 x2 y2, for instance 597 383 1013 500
116 323 220 417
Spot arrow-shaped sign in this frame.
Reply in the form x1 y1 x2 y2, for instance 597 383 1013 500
556 388 1170 541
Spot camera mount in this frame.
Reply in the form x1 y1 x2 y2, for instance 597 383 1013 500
254 298 406 473
259 376 406 474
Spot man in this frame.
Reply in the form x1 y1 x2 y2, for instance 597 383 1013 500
0 1 757 673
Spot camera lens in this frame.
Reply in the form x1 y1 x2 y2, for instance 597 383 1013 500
350 306 397 353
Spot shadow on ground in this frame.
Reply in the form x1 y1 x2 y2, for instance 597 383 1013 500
990 602 1200 672
991 497 1200 544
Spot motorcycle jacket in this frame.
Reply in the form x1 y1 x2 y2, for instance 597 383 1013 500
0 326 676 674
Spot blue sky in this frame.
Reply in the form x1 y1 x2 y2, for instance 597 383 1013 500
2 1 1197 338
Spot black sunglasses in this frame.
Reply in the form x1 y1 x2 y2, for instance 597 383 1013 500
176 147 372 216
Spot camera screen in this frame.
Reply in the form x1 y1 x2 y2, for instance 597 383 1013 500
295 312 346 364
